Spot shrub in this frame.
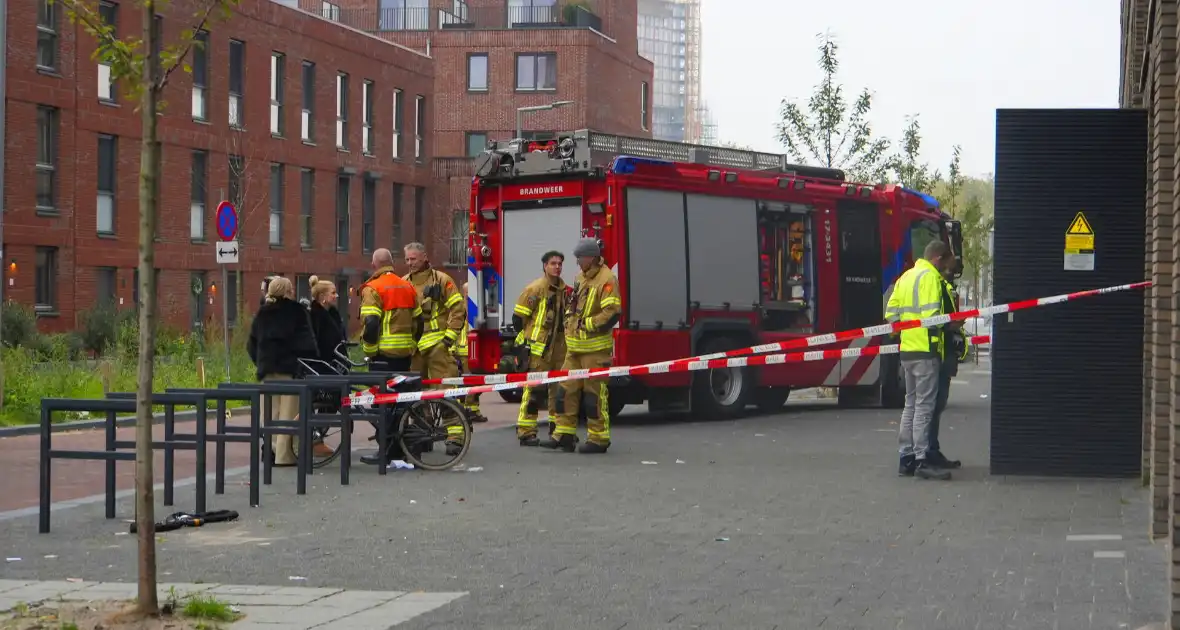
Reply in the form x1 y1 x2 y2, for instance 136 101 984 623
1 300 39 348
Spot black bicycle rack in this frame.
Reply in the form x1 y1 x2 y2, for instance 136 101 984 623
213 382 313 496
163 387 263 506
299 371 409 480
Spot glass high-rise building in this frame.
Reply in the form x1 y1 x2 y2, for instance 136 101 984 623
637 0 702 143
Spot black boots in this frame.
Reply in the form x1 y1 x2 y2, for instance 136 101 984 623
899 454 953 480
926 451 962 469
914 460 952 481
541 434 577 452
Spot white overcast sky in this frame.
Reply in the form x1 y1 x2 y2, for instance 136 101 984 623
701 0 1121 178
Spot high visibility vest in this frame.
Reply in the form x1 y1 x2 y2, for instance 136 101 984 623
884 258 944 359
565 262 622 354
359 272 421 358
513 276 567 357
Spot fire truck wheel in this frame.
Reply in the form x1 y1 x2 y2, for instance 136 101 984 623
498 390 523 404
753 387 791 413
691 335 753 419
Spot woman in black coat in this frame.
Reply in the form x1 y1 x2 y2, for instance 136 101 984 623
247 276 319 466
307 275 347 365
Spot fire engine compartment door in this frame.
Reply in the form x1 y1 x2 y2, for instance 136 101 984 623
686 194 760 309
500 202 582 328
625 187 688 327
834 198 884 386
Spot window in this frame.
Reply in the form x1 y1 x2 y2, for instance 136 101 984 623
36 106 57 213
467 53 488 91
362 177 376 253
336 175 351 251
362 80 374 155
300 168 314 248
270 53 285 135
414 95 425 161
641 81 649 130
321 0 340 20
228 40 244 128
269 164 284 246
37 0 57 70
96 267 117 306
392 89 403 159
295 274 312 302
515 53 557 91
448 209 467 266
35 247 58 311
97 2 117 101
336 73 349 149
301 61 315 142
225 270 238 327
391 183 404 251
192 30 208 120
191 150 207 240
465 132 487 157
413 186 425 239
97 134 117 234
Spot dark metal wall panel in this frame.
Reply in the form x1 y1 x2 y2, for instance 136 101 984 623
991 108 1147 477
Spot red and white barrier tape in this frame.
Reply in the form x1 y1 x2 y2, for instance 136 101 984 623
343 279 1148 407
348 334 994 406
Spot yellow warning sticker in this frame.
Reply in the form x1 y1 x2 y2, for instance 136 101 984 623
1065 212 1095 251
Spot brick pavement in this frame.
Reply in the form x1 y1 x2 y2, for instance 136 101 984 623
0 364 1166 629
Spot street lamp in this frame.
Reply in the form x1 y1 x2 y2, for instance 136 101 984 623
516 100 575 141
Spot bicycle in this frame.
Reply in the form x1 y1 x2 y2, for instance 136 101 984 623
296 342 473 471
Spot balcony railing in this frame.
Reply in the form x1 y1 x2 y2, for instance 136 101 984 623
339 3 602 34
433 157 476 180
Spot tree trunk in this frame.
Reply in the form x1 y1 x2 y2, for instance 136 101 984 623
134 4 162 616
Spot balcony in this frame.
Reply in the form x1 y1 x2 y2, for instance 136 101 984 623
341 1 603 34
433 156 476 179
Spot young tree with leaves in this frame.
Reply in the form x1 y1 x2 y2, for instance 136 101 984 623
51 0 240 616
888 115 940 193
775 33 891 182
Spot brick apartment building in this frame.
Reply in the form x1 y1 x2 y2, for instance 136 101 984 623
2 0 434 332
325 0 654 266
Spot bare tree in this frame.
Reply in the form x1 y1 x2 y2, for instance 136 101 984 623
225 129 274 246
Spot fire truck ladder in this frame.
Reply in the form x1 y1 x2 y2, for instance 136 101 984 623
473 130 846 182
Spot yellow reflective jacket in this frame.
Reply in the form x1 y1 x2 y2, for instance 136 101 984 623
884 258 945 359
564 261 621 354
405 266 465 352
452 320 469 357
513 275 568 357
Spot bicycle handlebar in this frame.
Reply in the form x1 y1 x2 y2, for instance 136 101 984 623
334 340 368 368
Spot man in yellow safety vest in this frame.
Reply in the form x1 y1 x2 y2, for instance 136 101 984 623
885 240 961 481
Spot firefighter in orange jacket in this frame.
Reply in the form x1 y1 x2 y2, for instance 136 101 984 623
545 238 620 454
513 250 569 446
403 242 468 454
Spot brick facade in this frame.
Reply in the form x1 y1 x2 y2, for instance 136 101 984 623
1 0 436 332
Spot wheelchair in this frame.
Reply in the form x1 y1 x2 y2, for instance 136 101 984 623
296 342 473 471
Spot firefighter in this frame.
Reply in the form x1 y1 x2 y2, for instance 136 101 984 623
545 239 620 454
403 242 468 454
452 282 488 423
884 240 960 481
357 248 421 467
927 265 965 470
513 250 569 447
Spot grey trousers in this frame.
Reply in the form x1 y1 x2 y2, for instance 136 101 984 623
898 357 940 461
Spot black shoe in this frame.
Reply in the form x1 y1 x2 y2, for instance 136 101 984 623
927 451 961 469
541 434 577 452
446 441 464 456
914 460 952 481
578 441 609 454
519 435 540 447
360 453 387 466
898 455 916 477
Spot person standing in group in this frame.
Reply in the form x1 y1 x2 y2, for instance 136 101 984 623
403 242 468 454
513 250 569 447
926 265 964 471
546 239 620 454
306 275 346 459
358 248 421 372
247 276 320 467
884 240 961 481
452 282 488 424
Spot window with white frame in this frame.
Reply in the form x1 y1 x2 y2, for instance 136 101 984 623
301 61 315 142
362 80 374 155
336 72 349 149
37 0 58 71
322 0 340 20
269 163 284 246
97 134 116 234
270 53 285 135
191 30 208 120
414 95 425 161
515 52 557 91
467 53 488 91
97 2 117 101
191 150 207 240
228 40 244 128
392 88 403 159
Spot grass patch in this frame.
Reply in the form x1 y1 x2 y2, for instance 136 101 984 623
179 594 240 623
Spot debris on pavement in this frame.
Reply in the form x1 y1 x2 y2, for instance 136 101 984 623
387 459 416 470
641 461 658 465
715 537 730 542
675 459 686 464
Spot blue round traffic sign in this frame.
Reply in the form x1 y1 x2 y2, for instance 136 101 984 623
216 201 238 241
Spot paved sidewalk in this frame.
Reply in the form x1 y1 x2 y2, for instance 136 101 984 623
0 579 466 629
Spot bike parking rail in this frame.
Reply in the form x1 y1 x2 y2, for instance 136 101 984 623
215 382 312 496
299 372 408 481
164 387 261 507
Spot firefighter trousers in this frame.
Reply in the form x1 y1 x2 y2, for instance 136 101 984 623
553 350 612 446
517 353 561 439
458 357 482 415
411 342 466 444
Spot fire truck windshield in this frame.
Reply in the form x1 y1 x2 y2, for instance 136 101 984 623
910 219 942 257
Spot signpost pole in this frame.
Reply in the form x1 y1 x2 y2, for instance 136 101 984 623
215 196 239 381
222 262 230 380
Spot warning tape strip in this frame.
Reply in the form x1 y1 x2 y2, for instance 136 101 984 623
348 334 995 407
339 281 1142 410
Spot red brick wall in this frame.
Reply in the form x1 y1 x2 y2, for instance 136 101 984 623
2 0 438 332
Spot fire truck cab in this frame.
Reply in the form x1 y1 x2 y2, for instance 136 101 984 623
463 130 962 417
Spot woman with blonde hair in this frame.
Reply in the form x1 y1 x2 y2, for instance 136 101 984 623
307 275 347 365
247 276 320 466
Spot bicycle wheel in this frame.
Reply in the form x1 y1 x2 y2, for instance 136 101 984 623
311 423 343 469
396 398 472 471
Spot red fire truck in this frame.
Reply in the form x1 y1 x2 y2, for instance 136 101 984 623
462 130 962 418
